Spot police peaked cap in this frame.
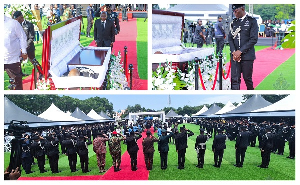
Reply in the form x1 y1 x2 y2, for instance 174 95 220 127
105 4 112 7
232 4 245 11
146 130 151 135
161 129 166 133
200 128 205 132
217 15 223 19
13 11 23 19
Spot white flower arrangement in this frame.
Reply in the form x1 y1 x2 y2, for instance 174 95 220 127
108 52 129 90
152 55 231 90
35 78 51 90
152 61 178 90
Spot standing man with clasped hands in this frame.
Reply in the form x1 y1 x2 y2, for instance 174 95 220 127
94 11 115 48
228 4 258 90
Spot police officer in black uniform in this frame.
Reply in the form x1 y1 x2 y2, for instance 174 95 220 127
76 135 90 173
228 4 258 90
45 134 60 173
195 128 209 168
287 125 295 159
106 4 120 35
234 125 250 167
258 126 275 168
21 134 33 174
31 135 47 173
62 134 78 172
212 128 226 168
175 127 194 169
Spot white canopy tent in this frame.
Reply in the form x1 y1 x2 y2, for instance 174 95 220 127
215 101 236 115
252 94 295 113
192 105 208 116
87 109 107 120
38 103 81 121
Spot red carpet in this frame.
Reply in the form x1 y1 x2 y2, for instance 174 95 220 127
19 175 102 180
239 47 295 90
100 128 153 180
89 18 147 90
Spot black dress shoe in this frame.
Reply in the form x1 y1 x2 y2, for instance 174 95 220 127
287 156 291 158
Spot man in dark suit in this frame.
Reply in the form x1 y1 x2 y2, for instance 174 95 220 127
158 129 174 170
258 126 275 168
228 4 258 90
234 125 250 167
212 128 226 168
175 127 194 169
94 11 115 48
195 128 209 168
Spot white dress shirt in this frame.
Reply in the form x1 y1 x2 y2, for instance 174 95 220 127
4 15 27 64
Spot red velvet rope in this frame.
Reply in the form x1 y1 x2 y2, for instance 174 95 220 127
222 60 231 80
211 62 219 90
30 68 35 90
198 67 206 90
198 62 219 90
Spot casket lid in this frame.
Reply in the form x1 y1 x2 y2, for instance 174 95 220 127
152 10 185 49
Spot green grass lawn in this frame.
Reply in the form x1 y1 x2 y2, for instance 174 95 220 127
255 54 295 90
136 18 148 80
4 124 295 180
4 16 148 89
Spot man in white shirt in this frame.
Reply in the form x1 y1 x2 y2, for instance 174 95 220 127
4 15 27 90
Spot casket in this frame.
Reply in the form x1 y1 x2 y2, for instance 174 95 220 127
152 10 214 69
42 16 110 89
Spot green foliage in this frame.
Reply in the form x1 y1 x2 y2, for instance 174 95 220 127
282 20 295 49
136 18 148 80
4 95 114 116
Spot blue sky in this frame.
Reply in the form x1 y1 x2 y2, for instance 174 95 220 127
63 94 244 111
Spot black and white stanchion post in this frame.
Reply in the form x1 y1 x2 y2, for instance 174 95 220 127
129 64 133 90
194 57 199 90
8 78 16 90
219 53 223 90
124 46 128 75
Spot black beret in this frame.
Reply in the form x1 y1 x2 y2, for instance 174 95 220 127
13 11 23 19
232 4 245 11
200 128 205 132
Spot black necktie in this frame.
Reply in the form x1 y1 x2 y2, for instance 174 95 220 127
101 21 105 30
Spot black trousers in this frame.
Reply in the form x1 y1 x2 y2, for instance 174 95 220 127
289 141 295 158
48 154 59 173
36 155 46 172
160 152 168 169
215 37 225 55
144 152 154 170
86 18 93 36
4 62 23 90
178 149 186 168
231 59 254 90
261 149 271 167
277 139 285 154
236 147 247 166
22 157 32 173
214 149 224 166
68 153 77 172
197 149 206 166
129 152 138 170
79 154 89 172
250 135 257 147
